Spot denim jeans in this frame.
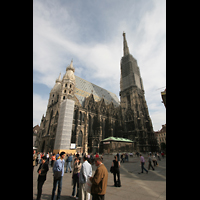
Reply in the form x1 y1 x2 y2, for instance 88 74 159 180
65 162 72 172
51 176 63 200
72 173 79 197
141 162 148 173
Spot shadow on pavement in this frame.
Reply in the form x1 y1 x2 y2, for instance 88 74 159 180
33 194 72 200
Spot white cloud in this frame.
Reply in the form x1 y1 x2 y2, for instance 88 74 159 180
33 0 166 131
33 94 49 127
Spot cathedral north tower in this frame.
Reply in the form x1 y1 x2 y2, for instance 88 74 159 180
120 32 158 152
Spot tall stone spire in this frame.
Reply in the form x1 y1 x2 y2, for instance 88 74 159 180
123 32 130 56
56 73 61 83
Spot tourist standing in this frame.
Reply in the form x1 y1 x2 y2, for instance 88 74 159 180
51 152 66 200
79 155 92 200
51 153 56 167
46 152 49 164
65 153 72 173
95 152 99 158
37 152 41 165
140 154 148 174
112 156 121 187
116 153 120 161
37 156 49 200
71 157 82 199
90 158 108 200
33 150 37 172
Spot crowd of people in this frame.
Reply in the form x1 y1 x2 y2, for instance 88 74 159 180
33 150 165 200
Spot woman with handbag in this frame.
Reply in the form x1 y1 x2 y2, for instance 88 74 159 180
111 156 121 187
71 157 82 199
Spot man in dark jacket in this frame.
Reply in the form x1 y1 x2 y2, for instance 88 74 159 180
37 156 49 200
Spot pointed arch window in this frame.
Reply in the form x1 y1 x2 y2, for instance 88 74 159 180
78 130 83 147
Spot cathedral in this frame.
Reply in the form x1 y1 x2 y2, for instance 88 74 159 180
35 33 158 154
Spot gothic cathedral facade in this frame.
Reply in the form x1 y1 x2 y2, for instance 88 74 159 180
35 33 158 154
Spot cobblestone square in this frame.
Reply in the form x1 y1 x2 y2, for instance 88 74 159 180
33 154 166 200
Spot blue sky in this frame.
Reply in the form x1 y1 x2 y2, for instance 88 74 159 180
33 0 166 131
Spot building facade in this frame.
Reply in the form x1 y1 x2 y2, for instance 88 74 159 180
33 125 40 147
35 33 158 153
154 124 166 151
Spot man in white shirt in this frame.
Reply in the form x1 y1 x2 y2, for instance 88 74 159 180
79 155 92 200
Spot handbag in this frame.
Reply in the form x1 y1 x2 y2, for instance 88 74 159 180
54 171 62 180
84 178 92 194
110 166 114 173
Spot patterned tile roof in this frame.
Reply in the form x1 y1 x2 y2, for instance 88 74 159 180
74 75 120 107
102 137 134 143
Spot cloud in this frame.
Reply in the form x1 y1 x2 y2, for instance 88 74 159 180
33 94 49 127
33 0 166 131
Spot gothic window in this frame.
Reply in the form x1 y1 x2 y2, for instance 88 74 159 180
55 111 59 123
47 110 53 135
73 110 76 119
82 113 85 122
127 94 131 105
52 94 54 97
64 90 66 93
63 96 65 100
65 83 67 87
70 84 72 88
79 112 82 125
78 131 83 147
89 115 92 136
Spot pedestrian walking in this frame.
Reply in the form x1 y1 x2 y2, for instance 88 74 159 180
111 156 121 187
65 153 72 173
51 151 66 200
140 154 148 174
152 155 157 166
79 155 92 200
90 157 108 200
37 156 49 200
147 154 155 170
71 157 82 199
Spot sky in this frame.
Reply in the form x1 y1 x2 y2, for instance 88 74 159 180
33 0 166 131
